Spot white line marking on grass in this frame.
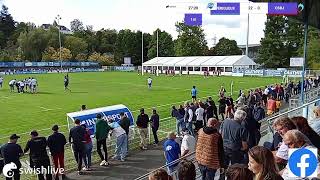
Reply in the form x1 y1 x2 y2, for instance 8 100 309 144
39 106 53 111
1 96 10 99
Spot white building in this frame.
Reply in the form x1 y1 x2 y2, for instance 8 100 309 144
142 55 257 75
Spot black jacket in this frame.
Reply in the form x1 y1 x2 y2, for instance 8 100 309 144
69 125 86 146
119 117 131 135
24 137 49 162
136 114 149 128
47 132 67 156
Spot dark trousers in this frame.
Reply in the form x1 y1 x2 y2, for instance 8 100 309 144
199 164 217 180
52 152 64 175
152 127 159 144
72 145 84 172
31 158 52 180
223 148 244 166
97 139 108 161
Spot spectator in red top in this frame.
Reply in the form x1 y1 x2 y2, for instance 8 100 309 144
81 124 93 171
267 96 276 115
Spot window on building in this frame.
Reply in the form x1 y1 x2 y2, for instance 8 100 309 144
194 67 200 71
209 67 215 71
181 67 186 71
225 67 233 72
201 67 208 71
175 67 180 71
188 67 193 71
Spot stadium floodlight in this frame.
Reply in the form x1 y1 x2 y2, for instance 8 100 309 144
55 15 62 71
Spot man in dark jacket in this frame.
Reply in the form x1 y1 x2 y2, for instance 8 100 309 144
136 108 149 150
69 119 86 175
1 134 23 180
24 130 52 180
150 109 160 145
252 102 265 145
119 112 130 155
95 114 111 166
47 125 67 180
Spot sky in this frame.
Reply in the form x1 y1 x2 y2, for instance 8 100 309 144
2 0 267 47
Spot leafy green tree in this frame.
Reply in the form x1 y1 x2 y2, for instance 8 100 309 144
174 22 207 56
65 36 88 58
18 28 49 60
213 37 242 55
0 5 15 48
258 16 303 68
42 47 57 61
298 28 320 68
95 29 117 54
70 19 84 32
147 29 174 59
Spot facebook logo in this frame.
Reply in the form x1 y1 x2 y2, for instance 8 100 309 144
288 148 318 178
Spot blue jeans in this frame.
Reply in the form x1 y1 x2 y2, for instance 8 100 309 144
83 142 93 168
115 134 128 160
199 164 217 180
176 118 185 135
186 122 195 136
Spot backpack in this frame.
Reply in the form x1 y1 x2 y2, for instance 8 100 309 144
253 107 263 121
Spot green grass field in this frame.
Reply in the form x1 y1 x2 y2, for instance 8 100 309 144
0 72 281 144
0 72 282 178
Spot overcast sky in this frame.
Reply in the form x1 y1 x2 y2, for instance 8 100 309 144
2 0 267 47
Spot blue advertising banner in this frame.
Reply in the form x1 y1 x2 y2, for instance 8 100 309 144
0 61 99 68
67 104 134 135
244 69 264 76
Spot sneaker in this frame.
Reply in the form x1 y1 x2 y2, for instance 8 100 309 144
104 161 110 166
82 167 88 171
77 171 83 175
120 158 125 162
100 160 107 166
142 146 147 150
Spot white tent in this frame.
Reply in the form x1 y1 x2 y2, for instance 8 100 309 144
142 55 257 75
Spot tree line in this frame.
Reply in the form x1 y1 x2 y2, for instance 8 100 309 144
0 5 244 66
1 4 318 68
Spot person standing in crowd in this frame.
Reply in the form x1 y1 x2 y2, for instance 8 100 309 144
191 86 197 102
150 109 160 145
119 112 130 155
171 106 184 136
147 77 152 89
81 124 93 171
205 101 214 122
208 97 218 120
0 134 23 180
31 77 37 94
136 108 149 150
148 168 172 180
263 86 269 106
109 119 127 162
238 105 258 149
218 96 226 121
219 86 226 97
47 125 67 180
196 118 224 180
267 96 276 115
95 114 110 166
236 93 246 106
180 128 196 157
195 103 205 132
163 132 180 176
226 164 254 180
184 102 195 137
69 119 86 175
291 116 320 150
178 104 185 117
248 146 283 180
311 106 320 134
177 160 196 180
24 130 52 180
253 102 265 144
221 110 249 168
